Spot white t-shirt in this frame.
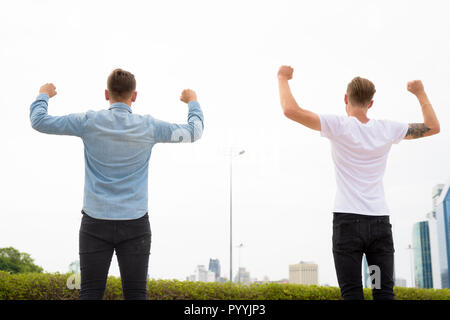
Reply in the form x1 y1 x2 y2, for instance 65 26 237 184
319 114 409 216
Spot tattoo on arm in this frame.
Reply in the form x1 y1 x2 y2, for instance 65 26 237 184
405 123 431 139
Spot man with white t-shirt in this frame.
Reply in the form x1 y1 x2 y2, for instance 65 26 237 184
277 65 440 300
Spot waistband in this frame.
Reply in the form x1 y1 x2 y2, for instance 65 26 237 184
333 212 390 222
81 210 149 221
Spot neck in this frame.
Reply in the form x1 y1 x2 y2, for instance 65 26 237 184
110 100 132 107
347 104 370 124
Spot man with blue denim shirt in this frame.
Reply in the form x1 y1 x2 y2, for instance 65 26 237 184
29 69 204 299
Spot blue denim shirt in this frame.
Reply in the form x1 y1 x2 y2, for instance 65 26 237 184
30 93 204 220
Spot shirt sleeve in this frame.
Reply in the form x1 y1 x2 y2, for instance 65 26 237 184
30 94 87 137
388 120 409 144
148 101 204 143
318 114 345 139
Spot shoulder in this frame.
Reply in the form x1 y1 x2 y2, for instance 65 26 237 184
141 113 155 123
79 109 101 122
85 109 97 117
373 118 409 143
318 114 351 139
376 118 408 130
319 113 349 126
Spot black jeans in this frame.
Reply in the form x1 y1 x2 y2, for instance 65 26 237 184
78 211 151 300
332 212 395 300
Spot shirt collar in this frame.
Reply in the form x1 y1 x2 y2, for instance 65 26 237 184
108 103 132 113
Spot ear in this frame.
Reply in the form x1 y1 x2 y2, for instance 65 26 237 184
367 100 374 109
344 94 348 105
105 89 110 101
131 91 137 102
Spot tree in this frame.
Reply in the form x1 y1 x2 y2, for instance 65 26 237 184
0 247 43 273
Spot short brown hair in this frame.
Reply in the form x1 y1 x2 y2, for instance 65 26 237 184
346 77 376 107
107 68 136 100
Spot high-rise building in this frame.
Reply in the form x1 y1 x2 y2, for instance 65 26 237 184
289 261 318 285
413 221 433 288
433 183 450 288
208 258 221 281
234 267 251 284
425 184 445 289
187 265 216 282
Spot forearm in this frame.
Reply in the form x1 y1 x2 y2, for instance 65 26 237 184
30 94 50 130
416 92 440 132
278 78 320 130
187 101 204 142
278 78 301 116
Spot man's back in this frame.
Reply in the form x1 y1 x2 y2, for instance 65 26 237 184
82 103 155 220
319 114 408 216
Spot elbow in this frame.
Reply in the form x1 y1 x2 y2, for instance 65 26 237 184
435 125 440 134
191 122 203 142
30 118 42 132
432 126 440 135
430 122 440 135
30 111 47 132
192 129 203 142
282 103 300 120
283 109 295 119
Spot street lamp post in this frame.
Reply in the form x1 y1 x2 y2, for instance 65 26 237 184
230 149 245 283
236 243 244 283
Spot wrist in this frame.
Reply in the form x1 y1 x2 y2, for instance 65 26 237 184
415 91 427 100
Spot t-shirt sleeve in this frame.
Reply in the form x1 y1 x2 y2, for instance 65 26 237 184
388 120 409 144
318 114 345 139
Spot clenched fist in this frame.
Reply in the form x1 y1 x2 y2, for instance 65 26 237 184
278 65 294 80
39 83 57 98
180 89 197 103
407 80 425 96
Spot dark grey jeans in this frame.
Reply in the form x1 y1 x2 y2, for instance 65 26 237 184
78 210 151 300
332 212 395 300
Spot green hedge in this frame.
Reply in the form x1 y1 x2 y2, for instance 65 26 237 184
0 271 449 300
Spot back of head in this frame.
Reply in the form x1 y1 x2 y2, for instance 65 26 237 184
347 77 376 107
107 68 136 101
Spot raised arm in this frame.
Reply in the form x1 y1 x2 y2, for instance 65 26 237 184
151 89 204 143
404 80 440 139
277 66 321 131
30 83 87 137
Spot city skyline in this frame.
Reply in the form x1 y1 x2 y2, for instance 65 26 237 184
409 183 450 289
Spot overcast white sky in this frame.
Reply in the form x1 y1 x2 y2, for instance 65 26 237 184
1 0 449 287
